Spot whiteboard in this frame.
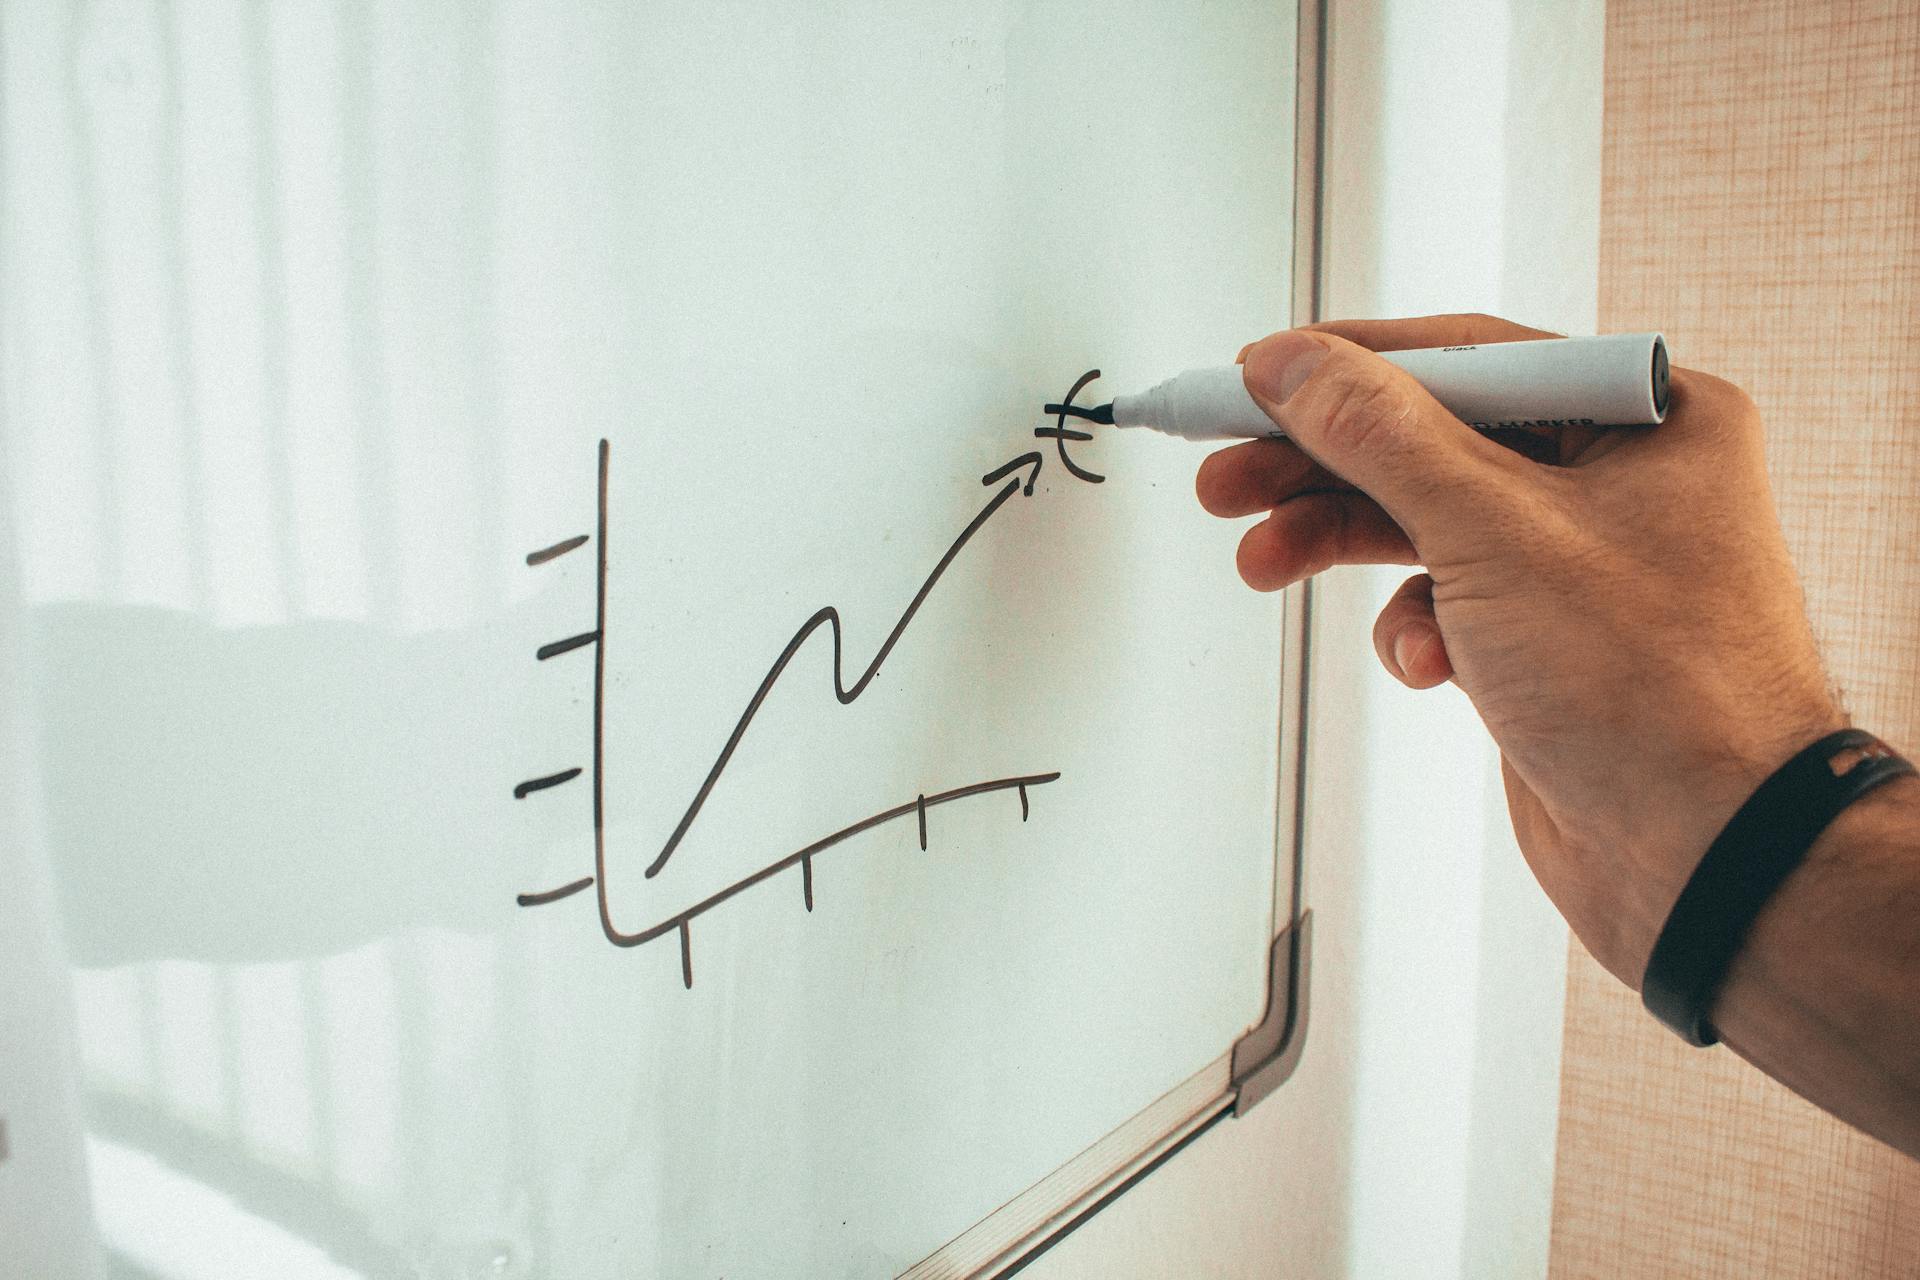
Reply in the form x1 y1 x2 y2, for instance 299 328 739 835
0 0 1304 1275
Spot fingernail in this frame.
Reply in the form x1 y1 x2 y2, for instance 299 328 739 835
1244 331 1328 405
1392 625 1431 677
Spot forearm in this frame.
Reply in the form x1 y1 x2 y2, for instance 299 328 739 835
1711 773 1920 1158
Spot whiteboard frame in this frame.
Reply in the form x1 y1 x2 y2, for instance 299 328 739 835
903 0 1324 1271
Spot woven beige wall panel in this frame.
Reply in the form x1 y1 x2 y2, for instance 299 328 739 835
1549 1 1920 1277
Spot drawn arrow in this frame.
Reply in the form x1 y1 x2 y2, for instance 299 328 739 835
638 444 1053 881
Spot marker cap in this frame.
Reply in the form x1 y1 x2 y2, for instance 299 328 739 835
1380 332 1668 429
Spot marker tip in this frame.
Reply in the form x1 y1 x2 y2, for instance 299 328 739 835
1041 400 1114 425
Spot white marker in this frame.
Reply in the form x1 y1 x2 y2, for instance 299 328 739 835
1060 332 1670 442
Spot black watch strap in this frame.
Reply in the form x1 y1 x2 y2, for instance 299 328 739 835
1641 728 1913 1047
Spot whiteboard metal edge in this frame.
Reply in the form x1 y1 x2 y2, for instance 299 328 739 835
898 1053 1235 1280
1230 0 1325 1111
900 0 1325 1270
1228 570 1313 1113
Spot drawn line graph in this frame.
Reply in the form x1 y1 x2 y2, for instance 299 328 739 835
513 374 1107 985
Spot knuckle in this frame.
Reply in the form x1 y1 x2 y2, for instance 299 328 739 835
1676 369 1765 440
1679 368 1756 413
1419 310 1502 335
1390 571 1436 608
1315 490 1356 562
1724 382 1763 425
1457 310 1560 342
1311 360 1419 457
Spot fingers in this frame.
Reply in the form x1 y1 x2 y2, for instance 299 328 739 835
1240 330 1527 540
1235 491 1416 592
1371 573 1454 688
1306 312 1563 352
1236 312 1561 362
1195 438 1346 518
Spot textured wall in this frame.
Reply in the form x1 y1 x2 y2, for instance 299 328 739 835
1550 2 1920 1276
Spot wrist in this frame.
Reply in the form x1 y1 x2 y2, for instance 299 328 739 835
1707 772 1920 1154
1713 770 1920 1033
1638 726 1906 1045
1615 703 1850 982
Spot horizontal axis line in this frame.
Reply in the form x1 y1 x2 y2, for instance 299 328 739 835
515 772 1063 955
647 770 1062 941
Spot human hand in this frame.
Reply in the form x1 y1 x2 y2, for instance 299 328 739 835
1196 315 1844 984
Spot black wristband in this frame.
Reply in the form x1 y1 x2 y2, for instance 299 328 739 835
1641 728 1914 1047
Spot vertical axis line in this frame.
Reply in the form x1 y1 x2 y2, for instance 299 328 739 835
593 440 612 945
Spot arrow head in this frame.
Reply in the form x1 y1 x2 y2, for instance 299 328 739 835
981 450 1045 496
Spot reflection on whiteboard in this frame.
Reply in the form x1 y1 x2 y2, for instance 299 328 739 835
514 373 1113 986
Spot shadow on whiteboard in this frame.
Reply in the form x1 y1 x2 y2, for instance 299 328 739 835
31 602 531 967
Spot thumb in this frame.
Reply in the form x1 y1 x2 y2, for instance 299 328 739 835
1241 330 1523 540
